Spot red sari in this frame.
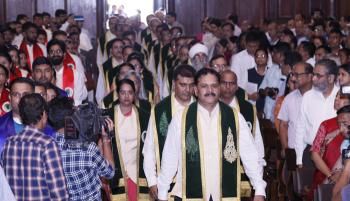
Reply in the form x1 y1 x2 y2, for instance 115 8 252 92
308 117 344 200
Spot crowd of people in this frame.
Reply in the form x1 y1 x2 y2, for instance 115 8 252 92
0 6 350 201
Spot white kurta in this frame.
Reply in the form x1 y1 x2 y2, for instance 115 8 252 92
277 89 304 149
143 95 194 187
117 106 138 183
157 103 266 200
55 66 88 106
229 97 266 167
295 86 338 165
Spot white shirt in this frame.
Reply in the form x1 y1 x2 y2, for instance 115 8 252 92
157 103 266 200
295 86 338 165
117 106 138 183
143 95 194 187
277 89 304 149
202 32 219 59
229 98 266 167
230 50 272 90
79 32 93 52
12 34 23 47
233 25 242 37
259 63 287 121
43 26 52 41
306 57 316 67
59 21 70 32
55 66 88 106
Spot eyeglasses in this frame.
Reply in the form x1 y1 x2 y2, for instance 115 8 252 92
312 72 328 79
10 92 31 98
212 64 227 71
49 49 63 56
290 72 310 78
220 81 236 86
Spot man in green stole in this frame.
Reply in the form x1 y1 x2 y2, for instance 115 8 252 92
96 16 119 104
102 38 125 92
220 70 266 198
143 65 196 200
108 79 151 201
157 68 266 201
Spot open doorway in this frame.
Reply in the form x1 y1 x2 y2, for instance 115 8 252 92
106 0 154 24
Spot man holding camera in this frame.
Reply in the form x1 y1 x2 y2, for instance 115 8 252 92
48 96 115 201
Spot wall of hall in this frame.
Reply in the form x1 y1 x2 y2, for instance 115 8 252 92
0 0 350 38
0 0 105 40
169 0 350 36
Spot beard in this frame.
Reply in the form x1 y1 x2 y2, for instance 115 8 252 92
314 82 328 92
192 58 207 71
50 56 64 66
27 37 37 44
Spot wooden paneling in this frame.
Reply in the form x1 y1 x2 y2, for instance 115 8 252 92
174 0 205 36
0 0 104 39
236 0 266 24
36 0 65 16
206 0 235 19
6 0 35 21
68 0 97 38
278 0 295 19
336 0 350 18
0 0 5 24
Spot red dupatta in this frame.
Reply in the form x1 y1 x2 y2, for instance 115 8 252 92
19 41 44 71
308 117 344 200
0 88 10 116
61 53 75 98
9 66 28 82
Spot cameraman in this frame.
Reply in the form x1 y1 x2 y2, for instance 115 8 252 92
48 96 115 201
332 105 350 201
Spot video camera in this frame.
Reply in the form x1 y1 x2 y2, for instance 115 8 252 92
64 102 112 148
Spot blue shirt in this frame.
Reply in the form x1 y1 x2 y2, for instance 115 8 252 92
259 63 287 121
55 133 114 201
0 111 56 153
13 120 24 134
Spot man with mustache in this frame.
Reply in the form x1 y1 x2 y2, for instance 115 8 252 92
143 64 196 200
31 56 67 97
47 39 87 105
157 68 266 201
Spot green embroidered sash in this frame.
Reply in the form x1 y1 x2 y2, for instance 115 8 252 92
182 102 240 200
152 95 173 172
235 93 258 197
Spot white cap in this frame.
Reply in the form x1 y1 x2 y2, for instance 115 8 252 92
189 43 208 59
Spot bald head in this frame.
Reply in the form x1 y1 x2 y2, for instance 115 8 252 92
220 70 238 102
